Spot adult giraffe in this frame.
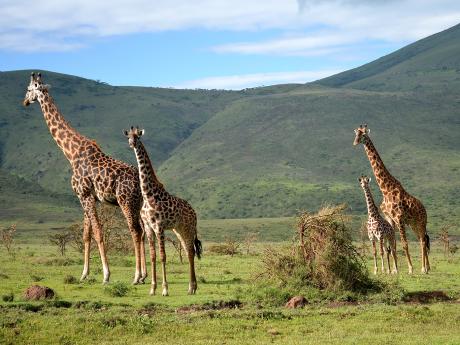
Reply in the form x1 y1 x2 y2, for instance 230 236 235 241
23 72 146 284
353 124 430 274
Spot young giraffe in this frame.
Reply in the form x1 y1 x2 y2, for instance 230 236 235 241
358 176 398 274
353 124 430 274
23 72 146 284
124 127 202 296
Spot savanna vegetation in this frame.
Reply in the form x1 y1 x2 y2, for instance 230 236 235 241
0 209 459 344
1 22 460 345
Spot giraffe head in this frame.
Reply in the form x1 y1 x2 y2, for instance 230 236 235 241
353 124 371 146
123 126 145 148
358 175 371 189
23 72 48 107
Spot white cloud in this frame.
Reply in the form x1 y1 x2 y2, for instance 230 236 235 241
174 69 342 90
213 33 356 56
0 0 458 52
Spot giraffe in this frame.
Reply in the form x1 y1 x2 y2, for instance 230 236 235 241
23 72 146 284
358 176 398 274
353 124 430 274
124 126 202 296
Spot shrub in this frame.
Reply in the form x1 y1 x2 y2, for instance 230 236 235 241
2 293 14 302
1 224 17 255
63 275 78 284
48 231 72 256
208 238 240 256
30 274 44 282
256 205 379 299
104 281 130 297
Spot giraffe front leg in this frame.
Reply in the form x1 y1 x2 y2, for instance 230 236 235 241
139 221 147 283
156 230 168 296
144 224 157 295
371 240 377 275
82 196 110 284
379 240 385 274
385 240 391 274
80 215 92 281
391 236 398 274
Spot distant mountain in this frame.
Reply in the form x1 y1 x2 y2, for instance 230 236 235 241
1 23 460 233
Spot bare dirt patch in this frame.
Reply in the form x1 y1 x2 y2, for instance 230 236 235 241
176 300 242 314
403 291 451 304
23 285 55 301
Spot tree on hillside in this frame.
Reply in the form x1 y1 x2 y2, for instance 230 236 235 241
0 224 17 255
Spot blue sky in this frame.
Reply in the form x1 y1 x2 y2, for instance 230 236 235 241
1 0 459 89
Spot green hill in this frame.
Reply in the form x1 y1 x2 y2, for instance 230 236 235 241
1 23 460 235
318 23 460 92
0 70 242 197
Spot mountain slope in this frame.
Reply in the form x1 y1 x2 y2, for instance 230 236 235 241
0 70 243 196
318 23 460 91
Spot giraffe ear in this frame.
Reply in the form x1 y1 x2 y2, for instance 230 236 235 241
366 128 371 134
123 129 129 137
367 177 371 183
138 129 144 137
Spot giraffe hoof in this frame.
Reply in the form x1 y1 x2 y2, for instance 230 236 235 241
149 288 156 296
188 283 197 295
162 289 169 296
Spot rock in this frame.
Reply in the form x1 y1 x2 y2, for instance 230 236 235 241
23 285 55 301
285 296 307 309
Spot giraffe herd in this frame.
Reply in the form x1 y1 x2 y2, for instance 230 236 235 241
22 73 430 296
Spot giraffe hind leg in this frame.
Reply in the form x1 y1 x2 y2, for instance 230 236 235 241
396 221 413 274
119 203 143 285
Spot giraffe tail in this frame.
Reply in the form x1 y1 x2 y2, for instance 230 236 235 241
194 236 202 260
425 233 430 254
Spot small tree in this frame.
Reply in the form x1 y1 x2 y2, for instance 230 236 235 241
0 224 17 255
243 232 259 255
49 231 72 256
166 236 183 263
97 204 131 254
437 225 452 258
67 223 85 253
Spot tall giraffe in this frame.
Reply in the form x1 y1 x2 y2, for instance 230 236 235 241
358 176 398 275
23 72 146 284
353 124 430 274
124 127 202 296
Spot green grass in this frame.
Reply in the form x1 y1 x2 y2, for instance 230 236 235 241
0 240 459 344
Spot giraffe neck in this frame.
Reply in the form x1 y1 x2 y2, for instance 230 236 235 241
363 137 401 193
361 184 380 219
133 140 164 199
37 91 86 162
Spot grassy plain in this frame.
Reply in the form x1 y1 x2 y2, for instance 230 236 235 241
0 231 459 344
